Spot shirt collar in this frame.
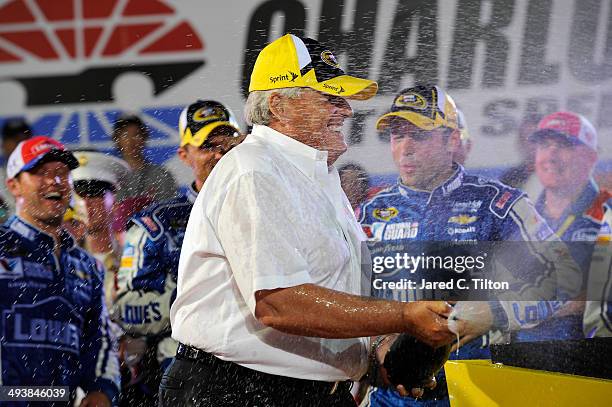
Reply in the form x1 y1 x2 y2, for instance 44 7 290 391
536 179 600 221
250 124 329 181
8 215 76 249
186 182 198 204
397 164 465 203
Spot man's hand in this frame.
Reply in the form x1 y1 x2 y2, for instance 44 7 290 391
449 301 493 353
79 391 111 407
402 301 455 348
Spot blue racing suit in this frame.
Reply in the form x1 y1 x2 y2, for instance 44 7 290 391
516 181 611 341
536 180 609 271
113 185 197 369
584 200 612 337
0 216 120 406
358 165 581 406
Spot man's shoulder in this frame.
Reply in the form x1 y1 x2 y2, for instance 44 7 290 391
225 135 283 170
0 223 25 255
359 185 402 219
129 196 192 241
584 189 612 224
457 173 526 219
210 136 289 187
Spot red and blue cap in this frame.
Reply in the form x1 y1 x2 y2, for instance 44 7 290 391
529 111 597 151
6 136 79 179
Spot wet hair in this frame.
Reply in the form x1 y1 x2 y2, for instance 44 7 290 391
244 88 303 126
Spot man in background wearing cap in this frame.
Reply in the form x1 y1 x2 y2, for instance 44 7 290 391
164 35 455 407
514 112 611 342
70 149 130 309
0 136 120 406
358 85 581 406
112 114 178 231
113 100 243 405
0 117 32 219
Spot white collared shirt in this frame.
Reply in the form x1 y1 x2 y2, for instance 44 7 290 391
170 124 369 381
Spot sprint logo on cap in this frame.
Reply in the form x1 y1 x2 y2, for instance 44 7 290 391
322 83 345 94
269 71 298 84
249 34 377 100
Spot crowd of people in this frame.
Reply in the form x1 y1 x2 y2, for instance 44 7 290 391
0 33 610 407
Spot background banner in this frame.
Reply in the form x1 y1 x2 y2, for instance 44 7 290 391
1 0 611 184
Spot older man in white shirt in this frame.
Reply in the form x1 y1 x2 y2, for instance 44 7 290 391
162 34 455 407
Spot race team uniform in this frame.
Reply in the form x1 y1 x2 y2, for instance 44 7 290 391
536 180 610 270
0 216 120 405
114 184 198 370
515 180 611 341
584 201 612 337
358 165 581 406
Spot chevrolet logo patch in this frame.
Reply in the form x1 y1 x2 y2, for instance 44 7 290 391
448 214 478 225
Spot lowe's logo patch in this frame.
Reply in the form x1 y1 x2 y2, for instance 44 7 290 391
3 297 82 354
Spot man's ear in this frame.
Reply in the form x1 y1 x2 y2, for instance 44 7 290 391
584 147 599 174
447 129 461 153
268 92 285 122
6 177 20 199
177 146 189 165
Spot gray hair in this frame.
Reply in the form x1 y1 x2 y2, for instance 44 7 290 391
244 88 304 126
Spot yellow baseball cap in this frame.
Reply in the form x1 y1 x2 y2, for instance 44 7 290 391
249 34 378 100
179 100 241 147
376 85 459 131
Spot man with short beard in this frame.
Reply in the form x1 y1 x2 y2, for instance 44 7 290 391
162 35 456 407
113 100 243 406
359 86 582 406
0 136 120 406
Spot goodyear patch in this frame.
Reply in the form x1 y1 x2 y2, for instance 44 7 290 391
373 207 399 221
